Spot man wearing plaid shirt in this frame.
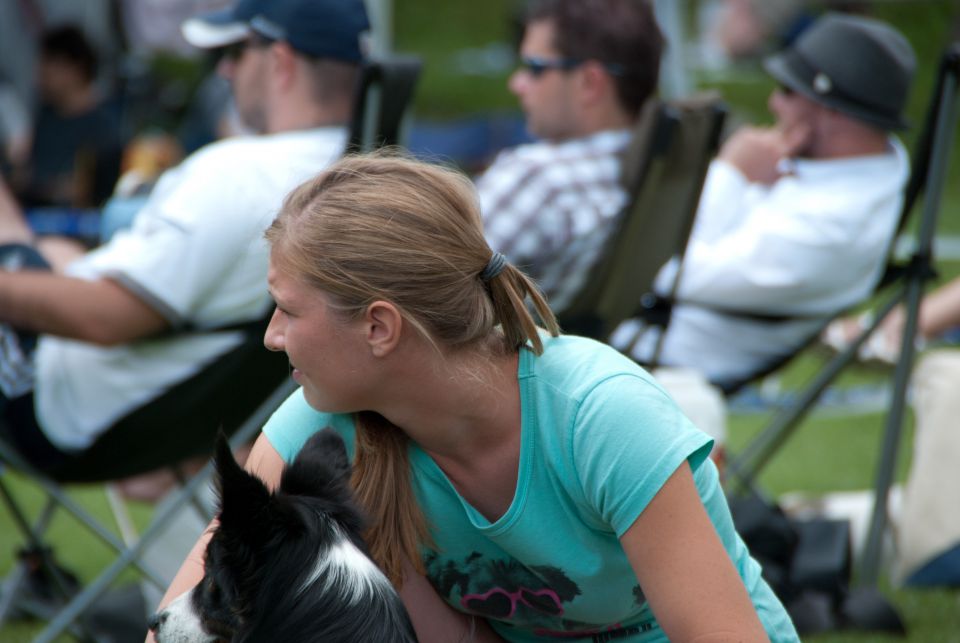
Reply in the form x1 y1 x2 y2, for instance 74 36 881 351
477 0 663 312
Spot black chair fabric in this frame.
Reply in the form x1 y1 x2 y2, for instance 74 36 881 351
48 317 289 482
347 55 422 153
557 93 727 343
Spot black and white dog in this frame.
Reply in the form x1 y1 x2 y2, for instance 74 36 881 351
150 429 418 642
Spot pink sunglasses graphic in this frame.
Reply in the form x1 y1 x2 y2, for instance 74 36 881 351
461 586 565 619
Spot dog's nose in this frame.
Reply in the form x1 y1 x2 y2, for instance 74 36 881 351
148 611 167 632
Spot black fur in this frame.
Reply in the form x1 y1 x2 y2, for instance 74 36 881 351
158 429 418 642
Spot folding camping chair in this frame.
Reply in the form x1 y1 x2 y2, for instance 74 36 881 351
347 55 422 153
0 312 292 642
723 42 960 587
0 53 423 643
556 92 727 344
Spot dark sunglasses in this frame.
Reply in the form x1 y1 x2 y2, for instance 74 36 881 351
220 34 276 61
518 55 583 77
776 83 795 96
518 55 626 78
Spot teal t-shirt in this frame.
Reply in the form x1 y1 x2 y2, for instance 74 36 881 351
264 334 798 642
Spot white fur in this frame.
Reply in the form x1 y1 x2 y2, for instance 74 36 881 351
153 590 216 643
297 524 392 602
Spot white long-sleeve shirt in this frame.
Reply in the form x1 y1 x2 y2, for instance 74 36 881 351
612 137 909 387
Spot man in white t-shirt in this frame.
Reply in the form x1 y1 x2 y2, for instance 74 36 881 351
611 13 917 391
0 0 368 477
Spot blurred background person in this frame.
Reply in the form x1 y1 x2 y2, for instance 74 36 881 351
9 25 123 209
611 12 916 391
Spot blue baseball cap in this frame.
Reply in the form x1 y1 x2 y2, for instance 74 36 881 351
182 0 370 62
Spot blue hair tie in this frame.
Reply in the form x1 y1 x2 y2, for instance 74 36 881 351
480 252 507 282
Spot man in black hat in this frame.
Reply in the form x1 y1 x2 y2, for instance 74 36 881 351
612 12 917 389
0 0 367 476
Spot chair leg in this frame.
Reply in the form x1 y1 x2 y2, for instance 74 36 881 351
0 473 54 555
105 484 140 548
1 435 169 584
53 482 167 586
31 379 298 642
857 52 960 587
0 466 165 642
0 480 108 641
0 481 62 625
3 380 298 641
858 275 926 586
726 294 902 492
0 562 27 625
31 449 227 642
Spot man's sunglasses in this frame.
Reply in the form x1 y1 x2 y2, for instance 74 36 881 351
518 55 625 78
220 34 276 61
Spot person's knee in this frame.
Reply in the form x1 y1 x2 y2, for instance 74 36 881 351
652 366 728 469
912 349 960 410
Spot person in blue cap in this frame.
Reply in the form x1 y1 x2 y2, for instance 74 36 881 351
0 0 368 479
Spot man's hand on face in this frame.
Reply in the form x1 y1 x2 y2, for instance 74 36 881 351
718 123 812 185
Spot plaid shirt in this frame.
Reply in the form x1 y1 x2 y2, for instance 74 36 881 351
477 130 631 312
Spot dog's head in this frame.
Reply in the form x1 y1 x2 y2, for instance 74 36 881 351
150 428 416 643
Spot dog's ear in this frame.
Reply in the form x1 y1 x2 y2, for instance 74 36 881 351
280 427 351 498
213 431 275 536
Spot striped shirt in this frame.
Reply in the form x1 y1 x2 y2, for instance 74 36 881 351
477 130 631 312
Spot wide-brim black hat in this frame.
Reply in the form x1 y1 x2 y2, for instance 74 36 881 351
763 12 916 131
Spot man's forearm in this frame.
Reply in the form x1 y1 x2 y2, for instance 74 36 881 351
0 270 168 344
919 276 960 339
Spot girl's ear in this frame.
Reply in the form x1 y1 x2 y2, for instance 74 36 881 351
363 300 403 358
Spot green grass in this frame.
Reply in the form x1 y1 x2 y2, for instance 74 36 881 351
725 349 960 642
724 262 960 640
728 410 912 496
810 587 960 643
0 473 156 642
394 0 521 118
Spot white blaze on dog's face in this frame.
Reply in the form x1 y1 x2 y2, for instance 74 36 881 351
299 522 394 602
152 590 216 643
